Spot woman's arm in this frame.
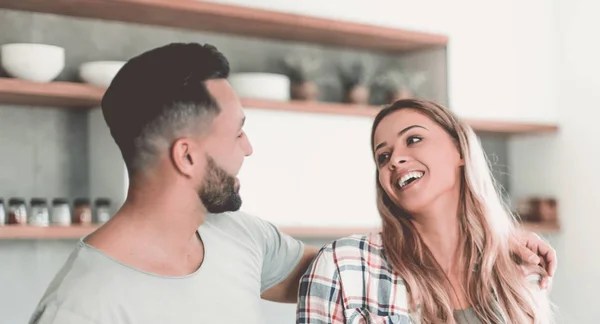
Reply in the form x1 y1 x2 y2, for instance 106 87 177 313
296 245 345 324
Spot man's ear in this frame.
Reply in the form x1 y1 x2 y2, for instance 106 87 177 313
171 138 200 177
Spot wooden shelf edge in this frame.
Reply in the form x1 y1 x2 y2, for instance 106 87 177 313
521 221 561 234
280 226 380 238
465 119 559 134
0 0 447 53
0 78 103 108
281 222 561 238
0 222 559 240
241 97 381 117
0 78 559 134
0 225 100 239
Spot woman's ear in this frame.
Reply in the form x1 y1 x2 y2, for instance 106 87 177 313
453 140 466 166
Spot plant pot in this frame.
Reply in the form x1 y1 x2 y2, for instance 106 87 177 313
345 84 370 105
387 87 415 103
291 81 319 101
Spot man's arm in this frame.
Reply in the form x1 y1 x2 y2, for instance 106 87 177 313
261 245 319 303
511 228 558 289
239 211 319 304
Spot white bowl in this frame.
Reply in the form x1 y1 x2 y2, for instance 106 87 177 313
1 43 65 82
228 73 290 101
79 61 126 87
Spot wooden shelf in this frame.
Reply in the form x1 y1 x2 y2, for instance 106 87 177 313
0 78 104 108
0 221 559 240
281 222 562 238
0 78 559 134
241 97 381 117
464 119 558 134
280 226 381 238
521 221 561 234
0 225 100 239
0 0 447 53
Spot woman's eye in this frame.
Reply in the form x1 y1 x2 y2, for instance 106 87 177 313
377 152 390 165
407 136 423 145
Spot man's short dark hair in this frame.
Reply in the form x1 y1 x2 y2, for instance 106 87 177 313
101 43 230 174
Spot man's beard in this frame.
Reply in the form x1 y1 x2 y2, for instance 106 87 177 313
199 155 242 213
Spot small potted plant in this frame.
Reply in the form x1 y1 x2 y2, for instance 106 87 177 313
337 58 376 105
280 52 322 101
373 69 427 103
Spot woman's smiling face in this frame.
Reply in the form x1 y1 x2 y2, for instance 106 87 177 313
372 108 464 215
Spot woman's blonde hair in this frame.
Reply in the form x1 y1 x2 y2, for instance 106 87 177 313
370 99 553 323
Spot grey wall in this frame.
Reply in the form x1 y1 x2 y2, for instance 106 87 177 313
0 8 507 324
0 106 88 201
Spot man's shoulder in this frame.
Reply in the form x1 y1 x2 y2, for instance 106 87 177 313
205 210 264 227
203 210 279 240
201 211 270 249
30 244 125 323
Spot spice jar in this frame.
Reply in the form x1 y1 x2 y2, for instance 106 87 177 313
0 198 6 225
29 198 50 226
73 198 92 225
8 198 27 225
51 198 71 226
95 198 112 224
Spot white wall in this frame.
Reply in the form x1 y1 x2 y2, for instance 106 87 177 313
509 0 600 322
238 109 380 229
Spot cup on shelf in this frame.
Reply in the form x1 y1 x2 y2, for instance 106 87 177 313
78 60 126 87
1 43 65 82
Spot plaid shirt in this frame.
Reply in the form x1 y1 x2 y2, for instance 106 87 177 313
296 233 414 324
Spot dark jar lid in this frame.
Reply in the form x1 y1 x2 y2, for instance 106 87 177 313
30 198 48 206
52 198 69 205
8 198 25 205
95 198 111 206
0 198 4 204
74 198 91 207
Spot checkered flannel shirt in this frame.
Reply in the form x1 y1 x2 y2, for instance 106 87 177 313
296 233 414 324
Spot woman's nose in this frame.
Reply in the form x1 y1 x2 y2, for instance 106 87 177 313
388 156 408 170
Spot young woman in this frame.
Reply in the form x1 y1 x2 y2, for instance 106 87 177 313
297 99 554 324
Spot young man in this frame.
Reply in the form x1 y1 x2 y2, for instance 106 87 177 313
29 43 556 324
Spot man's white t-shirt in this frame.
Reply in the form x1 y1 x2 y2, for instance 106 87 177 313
29 211 305 324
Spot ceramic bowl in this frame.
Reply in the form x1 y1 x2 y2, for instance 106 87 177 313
79 60 126 87
1 43 65 82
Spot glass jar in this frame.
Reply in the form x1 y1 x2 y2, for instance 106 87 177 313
73 198 92 225
95 198 112 224
8 198 27 225
0 198 6 225
51 198 71 226
29 198 50 226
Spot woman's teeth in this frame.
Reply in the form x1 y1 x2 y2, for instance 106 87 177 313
398 171 424 188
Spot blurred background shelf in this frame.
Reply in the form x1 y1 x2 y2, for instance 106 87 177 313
0 221 560 240
521 221 561 234
0 0 447 53
0 225 99 239
0 78 104 108
0 78 559 134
